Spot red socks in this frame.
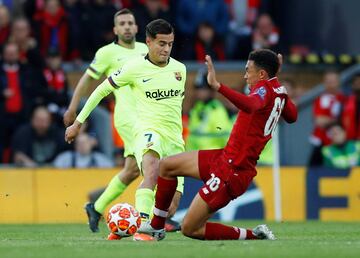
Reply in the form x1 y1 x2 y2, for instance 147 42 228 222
151 176 178 230
204 222 258 240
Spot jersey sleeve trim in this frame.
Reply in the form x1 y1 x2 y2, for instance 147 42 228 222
108 76 120 89
86 66 102 80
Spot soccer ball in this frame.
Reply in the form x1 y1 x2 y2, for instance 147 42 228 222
106 203 141 237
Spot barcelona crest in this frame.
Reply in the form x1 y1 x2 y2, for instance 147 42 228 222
174 72 182 81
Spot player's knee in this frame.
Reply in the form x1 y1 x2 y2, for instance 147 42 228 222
142 167 158 186
159 157 175 177
128 165 140 180
181 221 197 238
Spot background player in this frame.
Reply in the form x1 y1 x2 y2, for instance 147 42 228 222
65 19 186 237
137 50 298 241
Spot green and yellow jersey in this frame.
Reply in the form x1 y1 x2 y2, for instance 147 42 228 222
108 55 186 146
85 41 148 156
78 54 186 145
77 54 186 192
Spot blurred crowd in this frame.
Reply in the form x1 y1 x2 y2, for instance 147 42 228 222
0 0 281 168
309 71 360 169
0 0 358 170
0 0 280 62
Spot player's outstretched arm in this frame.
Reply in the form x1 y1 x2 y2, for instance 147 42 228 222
64 79 115 143
64 73 95 127
205 55 263 113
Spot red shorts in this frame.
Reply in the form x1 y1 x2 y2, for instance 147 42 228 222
198 149 256 211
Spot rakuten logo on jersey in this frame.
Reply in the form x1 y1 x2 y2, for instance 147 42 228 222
145 89 184 100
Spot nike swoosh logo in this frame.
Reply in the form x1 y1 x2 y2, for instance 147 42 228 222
143 78 152 83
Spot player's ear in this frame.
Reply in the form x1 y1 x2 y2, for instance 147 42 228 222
113 26 118 36
145 36 151 46
259 69 267 79
134 24 138 34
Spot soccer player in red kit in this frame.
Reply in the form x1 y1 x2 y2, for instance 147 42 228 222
135 49 298 241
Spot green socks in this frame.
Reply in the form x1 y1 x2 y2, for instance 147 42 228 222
135 188 155 219
94 175 127 214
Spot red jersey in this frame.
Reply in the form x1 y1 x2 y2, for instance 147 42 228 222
342 95 360 140
218 77 297 170
311 93 345 145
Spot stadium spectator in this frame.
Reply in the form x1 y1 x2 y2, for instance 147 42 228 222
63 0 83 61
176 0 229 37
252 14 279 52
33 0 69 60
309 71 346 166
83 0 117 60
186 71 231 150
12 106 66 167
225 0 260 59
43 47 70 125
0 42 47 162
175 0 229 60
342 73 360 140
0 5 10 51
321 123 360 169
8 17 44 69
53 132 113 168
193 22 225 62
23 0 46 29
133 0 172 43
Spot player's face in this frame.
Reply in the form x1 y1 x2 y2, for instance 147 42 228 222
244 60 265 87
147 33 174 65
113 14 137 44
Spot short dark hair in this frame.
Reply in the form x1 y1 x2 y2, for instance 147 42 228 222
146 19 174 39
114 8 134 22
248 49 280 78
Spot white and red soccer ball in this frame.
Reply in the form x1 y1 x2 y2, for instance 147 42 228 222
106 203 141 237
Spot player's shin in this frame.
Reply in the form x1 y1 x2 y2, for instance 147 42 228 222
151 176 178 229
204 222 258 240
94 174 127 213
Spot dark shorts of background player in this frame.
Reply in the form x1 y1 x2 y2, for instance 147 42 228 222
198 149 256 211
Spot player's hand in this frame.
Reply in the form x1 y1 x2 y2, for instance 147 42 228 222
205 55 221 91
63 109 77 127
168 190 182 218
65 121 82 144
277 53 283 73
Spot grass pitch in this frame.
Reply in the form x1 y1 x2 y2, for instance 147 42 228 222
0 221 359 258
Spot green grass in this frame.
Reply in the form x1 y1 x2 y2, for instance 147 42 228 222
0 221 359 258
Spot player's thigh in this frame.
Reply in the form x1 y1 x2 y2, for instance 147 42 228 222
115 123 135 158
118 156 140 184
134 130 162 174
160 151 201 179
182 193 213 235
123 155 139 172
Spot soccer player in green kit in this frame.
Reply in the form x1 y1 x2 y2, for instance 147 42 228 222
65 19 186 238
63 11 181 234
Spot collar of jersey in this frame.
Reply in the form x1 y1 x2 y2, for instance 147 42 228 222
144 54 170 67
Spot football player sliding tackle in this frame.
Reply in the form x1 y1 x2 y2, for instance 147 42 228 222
135 49 298 241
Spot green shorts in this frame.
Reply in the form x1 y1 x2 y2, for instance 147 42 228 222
134 130 185 193
114 122 135 158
